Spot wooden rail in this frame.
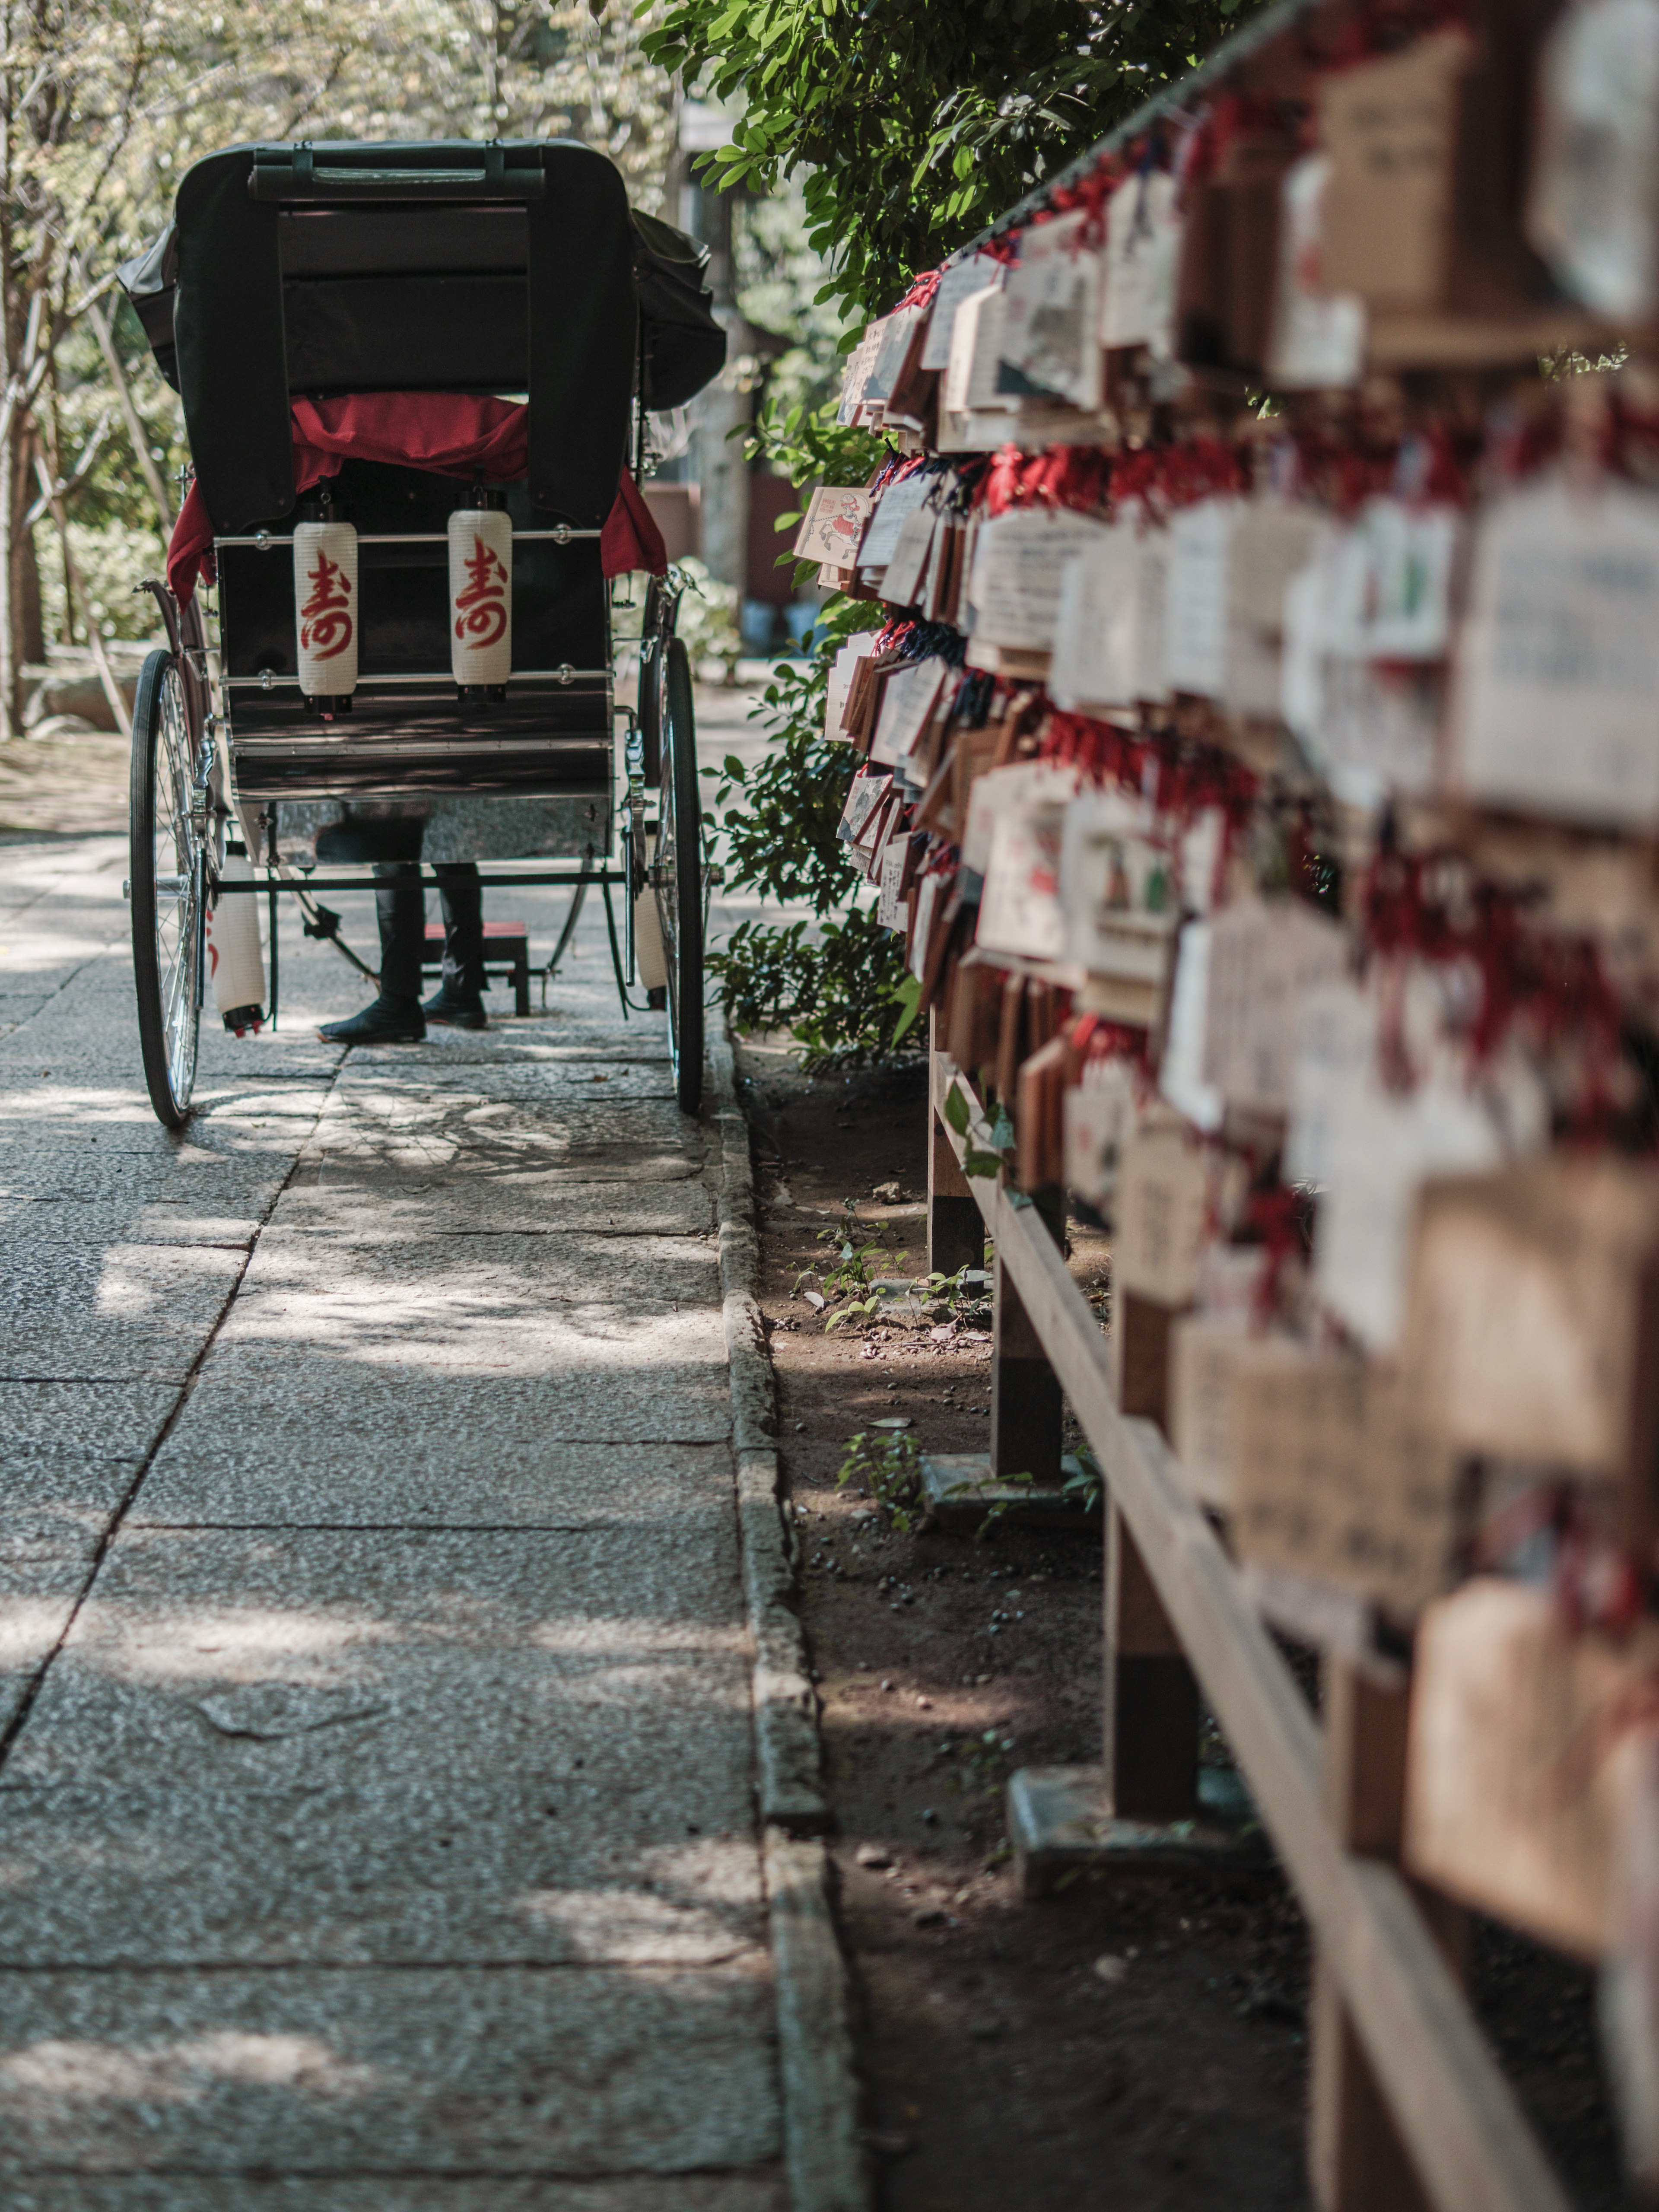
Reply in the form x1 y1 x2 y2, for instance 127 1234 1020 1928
928 1038 1572 2212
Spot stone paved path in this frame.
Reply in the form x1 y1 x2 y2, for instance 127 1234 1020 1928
0 830 787 2210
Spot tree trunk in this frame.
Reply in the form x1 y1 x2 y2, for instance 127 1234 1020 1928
11 418 41 674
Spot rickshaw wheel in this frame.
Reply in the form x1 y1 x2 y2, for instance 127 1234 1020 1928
638 577 665 788
130 649 204 1129
656 636 702 1116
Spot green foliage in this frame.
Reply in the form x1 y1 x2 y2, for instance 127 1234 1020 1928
662 0 1266 1062
644 0 1268 320
734 185 862 426
705 603 922 1070
837 1426 925 1532
671 555 741 678
715 905 919 1072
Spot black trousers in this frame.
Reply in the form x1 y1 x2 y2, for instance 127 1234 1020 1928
374 861 485 1002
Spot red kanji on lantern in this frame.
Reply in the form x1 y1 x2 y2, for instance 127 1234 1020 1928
454 537 508 648
299 550 353 661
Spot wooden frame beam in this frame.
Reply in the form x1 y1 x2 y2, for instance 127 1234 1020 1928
930 1049 1570 2212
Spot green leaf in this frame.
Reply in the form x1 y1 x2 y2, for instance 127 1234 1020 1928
961 1149 1004 1180
722 755 747 783
889 971 923 1045
942 1083 970 1138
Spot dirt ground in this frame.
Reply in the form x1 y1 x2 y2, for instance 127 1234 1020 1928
0 729 128 837
735 1036 1626 2212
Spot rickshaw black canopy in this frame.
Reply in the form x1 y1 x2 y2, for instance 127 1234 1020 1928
118 140 722 539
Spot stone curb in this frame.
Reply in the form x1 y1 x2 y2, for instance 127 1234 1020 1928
709 1019 825 1832
708 1017 870 2212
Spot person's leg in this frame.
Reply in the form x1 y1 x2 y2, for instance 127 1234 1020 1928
424 861 487 1027
318 860 427 1042
376 862 428 1002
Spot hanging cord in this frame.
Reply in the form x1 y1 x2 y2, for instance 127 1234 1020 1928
269 856 613 1011
537 850 594 1011
600 874 660 1017
294 886 381 984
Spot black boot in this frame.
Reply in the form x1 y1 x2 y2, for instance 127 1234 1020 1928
421 982 487 1029
318 992 426 1044
318 861 428 1042
427 863 487 1027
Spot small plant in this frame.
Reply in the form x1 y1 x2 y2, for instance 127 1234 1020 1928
837 1427 924 1532
951 1727 1017 1801
914 1263 992 1328
1062 1448 1104 1516
795 1201 909 1330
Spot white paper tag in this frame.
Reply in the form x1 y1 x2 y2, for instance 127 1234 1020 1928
877 835 909 929
863 303 925 405
858 472 933 573
1313 1062 1504 1352
1528 0 1659 322
1049 525 1143 711
978 787 1072 963
794 487 875 567
1058 788 1176 983
838 768 891 845
996 210 1103 410
881 504 938 609
871 658 950 769
1158 921 1224 1134
922 253 1005 371
909 866 946 978
967 508 1115 650
1267 153 1366 389
824 638 873 741
836 325 883 426
1451 475 1659 828
1065 1058 1141 1204
1201 899 1350 1118
1163 498 1236 699
944 284 1015 417
1102 169 1182 354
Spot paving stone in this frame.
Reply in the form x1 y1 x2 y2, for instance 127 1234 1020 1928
208 1230 724 1376
0 1783 764 1967
6 1524 750 1790
0 1964 779 2176
277 1174 713 1235
3 2177 784 2211
153 1355 734 1461
0 1194 275 1247
133 1435 734 1527
0 1238 247 1382
0 1380 177 1460
334 1060 676 1102
308 1085 701 1160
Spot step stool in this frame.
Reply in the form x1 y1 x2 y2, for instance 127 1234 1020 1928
422 920 531 1016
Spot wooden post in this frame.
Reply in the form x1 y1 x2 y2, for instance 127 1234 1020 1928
989 1182 1063 1484
1309 1656 1467 2212
1105 1502 1200 1818
929 1015 983 1281
1103 1279 1200 1819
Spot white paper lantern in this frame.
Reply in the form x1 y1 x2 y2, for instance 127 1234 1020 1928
292 520 359 696
206 848 266 1034
448 508 513 686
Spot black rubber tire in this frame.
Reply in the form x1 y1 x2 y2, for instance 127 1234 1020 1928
130 649 203 1128
656 636 703 1117
637 578 665 788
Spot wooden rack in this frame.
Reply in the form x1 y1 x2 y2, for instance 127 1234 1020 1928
926 1019 1572 2212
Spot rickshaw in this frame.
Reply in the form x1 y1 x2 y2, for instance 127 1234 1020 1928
115 138 725 1126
